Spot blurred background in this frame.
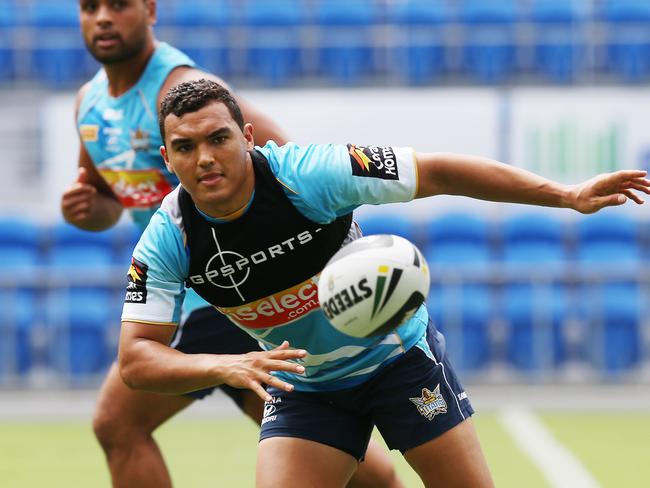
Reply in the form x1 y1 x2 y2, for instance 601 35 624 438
1 0 650 486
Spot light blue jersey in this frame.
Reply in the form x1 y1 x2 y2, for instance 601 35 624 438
77 42 208 315
77 42 194 231
122 142 431 391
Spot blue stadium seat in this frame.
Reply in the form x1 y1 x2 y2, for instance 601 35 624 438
45 287 116 378
243 0 303 86
428 283 493 372
459 0 518 84
531 0 587 83
0 289 38 379
355 213 421 247
504 283 569 372
0 2 17 82
575 213 641 271
577 283 641 374
170 0 231 75
601 0 650 82
574 213 643 373
315 0 378 85
501 212 566 271
388 0 448 85
0 217 42 379
28 1 91 87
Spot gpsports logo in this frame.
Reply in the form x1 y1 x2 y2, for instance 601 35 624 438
217 277 320 329
125 257 148 304
347 144 399 180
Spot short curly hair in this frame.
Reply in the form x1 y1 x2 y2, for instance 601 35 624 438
159 79 244 143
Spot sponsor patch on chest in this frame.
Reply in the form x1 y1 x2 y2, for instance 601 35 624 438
217 277 320 329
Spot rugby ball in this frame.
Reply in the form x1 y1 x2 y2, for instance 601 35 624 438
318 234 430 338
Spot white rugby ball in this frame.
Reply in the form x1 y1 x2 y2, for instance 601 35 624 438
318 234 430 338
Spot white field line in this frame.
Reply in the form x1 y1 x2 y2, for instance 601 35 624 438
498 408 601 488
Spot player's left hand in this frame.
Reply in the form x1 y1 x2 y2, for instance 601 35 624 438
567 170 650 214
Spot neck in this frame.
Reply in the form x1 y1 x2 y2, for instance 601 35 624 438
104 39 157 97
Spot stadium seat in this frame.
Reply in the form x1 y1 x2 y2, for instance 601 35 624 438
501 212 566 271
315 0 378 85
601 0 650 82
0 289 38 379
354 213 421 247
169 0 231 75
388 0 448 85
459 0 518 84
428 283 493 372
0 2 17 82
243 0 303 86
45 287 116 379
531 0 587 83
577 282 642 374
573 213 643 373
28 1 91 87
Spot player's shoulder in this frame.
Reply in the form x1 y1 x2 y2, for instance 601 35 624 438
159 66 232 106
75 80 94 114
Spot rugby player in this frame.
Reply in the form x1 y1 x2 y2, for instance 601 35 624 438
61 1 402 487
117 78 650 487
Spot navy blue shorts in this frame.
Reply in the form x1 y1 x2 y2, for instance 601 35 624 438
172 307 262 404
259 322 474 460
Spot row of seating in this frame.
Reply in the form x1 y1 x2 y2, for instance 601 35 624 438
0 211 649 383
2 0 650 86
1 1 647 27
0 279 644 381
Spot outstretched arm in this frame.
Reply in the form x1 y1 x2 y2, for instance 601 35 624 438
415 152 650 213
118 321 306 401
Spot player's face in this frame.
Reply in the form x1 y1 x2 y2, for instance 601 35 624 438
79 0 154 64
161 101 256 218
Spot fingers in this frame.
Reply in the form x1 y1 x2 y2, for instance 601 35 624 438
76 166 89 183
621 189 644 205
265 359 305 375
612 170 648 182
248 380 273 402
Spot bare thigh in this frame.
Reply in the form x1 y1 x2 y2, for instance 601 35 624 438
257 437 358 488
403 418 494 488
93 363 195 440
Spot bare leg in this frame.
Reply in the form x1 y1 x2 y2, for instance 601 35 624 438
92 363 194 488
257 437 358 488
347 439 405 488
404 418 494 488
239 390 403 488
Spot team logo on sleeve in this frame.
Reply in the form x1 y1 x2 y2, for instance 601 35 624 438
347 144 399 180
409 385 448 421
125 257 148 304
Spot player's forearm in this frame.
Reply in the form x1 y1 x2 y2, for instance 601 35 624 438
415 152 575 209
70 193 123 231
118 338 225 395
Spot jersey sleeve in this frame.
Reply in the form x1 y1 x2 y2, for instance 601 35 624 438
257 142 418 222
121 209 188 325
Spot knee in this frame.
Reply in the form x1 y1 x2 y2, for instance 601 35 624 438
92 406 147 451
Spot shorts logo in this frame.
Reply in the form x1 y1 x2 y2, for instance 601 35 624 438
125 257 148 304
262 398 280 425
409 385 448 421
347 144 399 180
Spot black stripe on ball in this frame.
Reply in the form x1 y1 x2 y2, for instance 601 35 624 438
367 291 426 337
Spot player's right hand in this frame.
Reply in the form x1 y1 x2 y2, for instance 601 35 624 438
61 167 98 224
217 341 307 402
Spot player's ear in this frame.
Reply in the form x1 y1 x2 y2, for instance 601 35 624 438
243 123 254 151
160 145 174 174
146 0 157 25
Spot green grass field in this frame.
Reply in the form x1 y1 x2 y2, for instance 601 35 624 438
0 412 648 487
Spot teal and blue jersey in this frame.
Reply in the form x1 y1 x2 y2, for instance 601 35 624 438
77 42 194 231
122 141 434 391
77 42 208 315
